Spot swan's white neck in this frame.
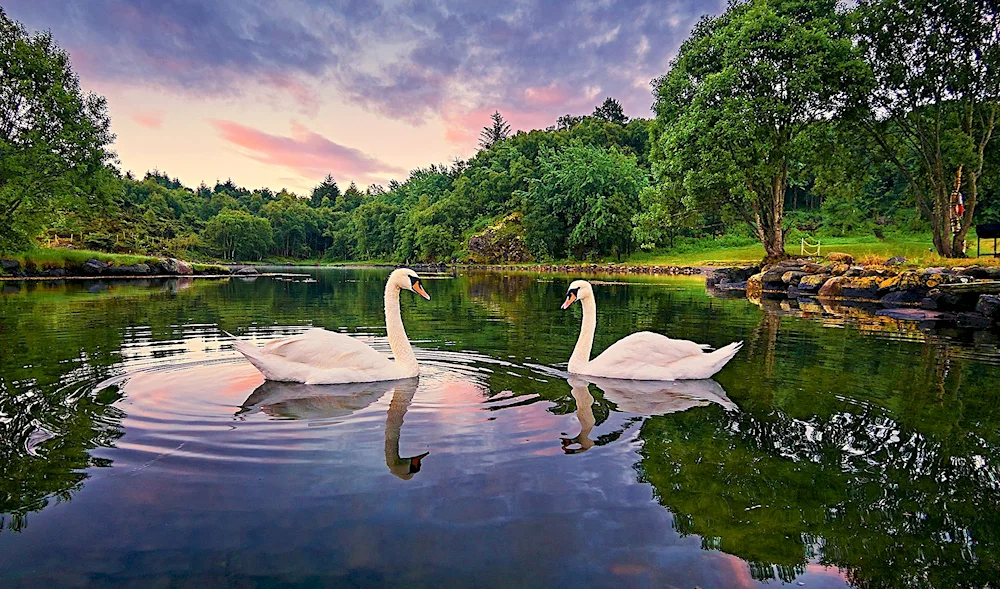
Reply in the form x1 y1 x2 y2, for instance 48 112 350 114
568 296 596 373
385 282 419 375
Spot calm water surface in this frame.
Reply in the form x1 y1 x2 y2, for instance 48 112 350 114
1 268 999 588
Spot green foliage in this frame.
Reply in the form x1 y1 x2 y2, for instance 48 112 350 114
202 209 273 261
0 8 115 252
479 111 511 150
652 0 867 258
524 144 647 260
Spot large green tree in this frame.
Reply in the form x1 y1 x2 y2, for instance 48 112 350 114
0 8 115 251
853 0 1000 257
652 0 866 259
202 209 273 261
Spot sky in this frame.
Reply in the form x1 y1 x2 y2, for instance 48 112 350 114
5 0 724 195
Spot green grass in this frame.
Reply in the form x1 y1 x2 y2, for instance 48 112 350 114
5 248 161 270
627 234 1000 267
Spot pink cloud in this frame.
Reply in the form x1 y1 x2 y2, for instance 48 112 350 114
523 84 570 107
131 110 164 130
212 120 405 185
441 104 572 150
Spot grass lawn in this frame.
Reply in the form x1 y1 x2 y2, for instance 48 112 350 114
627 234 1000 267
2 248 230 274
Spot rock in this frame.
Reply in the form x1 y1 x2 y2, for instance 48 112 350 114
746 272 764 298
801 263 825 273
878 270 955 293
976 295 1000 320
880 289 926 307
154 259 178 274
45 268 67 277
761 267 795 284
175 260 193 275
959 266 1000 280
797 274 830 294
840 276 883 300
935 280 1000 295
708 266 761 287
922 288 981 311
862 267 893 278
826 252 855 264
957 312 993 329
818 276 845 297
81 258 109 275
781 270 809 285
886 256 907 265
234 266 261 275
107 263 151 276
0 259 20 273
844 266 865 277
716 280 748 291
876 308 956 322
830 263 850 276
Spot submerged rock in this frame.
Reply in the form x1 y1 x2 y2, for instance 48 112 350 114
957 312 993 329
976 295 1000 321
876 308 956 322
880 289 926 307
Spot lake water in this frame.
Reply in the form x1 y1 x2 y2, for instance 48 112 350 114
1 268 999 588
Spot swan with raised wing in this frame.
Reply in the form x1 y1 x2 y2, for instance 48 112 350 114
231 268 430 384
560 280 742 380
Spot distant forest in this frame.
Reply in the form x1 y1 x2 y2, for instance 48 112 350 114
1 0 997 262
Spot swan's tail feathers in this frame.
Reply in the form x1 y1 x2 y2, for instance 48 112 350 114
705 340 742 375
229 336 271 377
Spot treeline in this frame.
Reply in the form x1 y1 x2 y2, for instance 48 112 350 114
1 1 998 262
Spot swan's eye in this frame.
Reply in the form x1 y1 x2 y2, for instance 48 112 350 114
408 275 419 286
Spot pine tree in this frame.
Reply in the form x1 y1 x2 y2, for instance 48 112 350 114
479 111 511 150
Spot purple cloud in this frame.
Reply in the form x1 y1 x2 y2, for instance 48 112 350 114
5 0 725 143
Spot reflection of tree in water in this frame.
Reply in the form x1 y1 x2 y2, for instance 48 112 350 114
636 341 1000 587
0 383 124 532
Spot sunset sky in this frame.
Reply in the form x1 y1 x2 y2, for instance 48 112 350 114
6 0 723 194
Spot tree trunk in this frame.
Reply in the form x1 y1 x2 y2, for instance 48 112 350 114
750 172 787 261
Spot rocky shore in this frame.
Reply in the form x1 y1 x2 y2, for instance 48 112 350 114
708 254 1000 329
460 263 702 275
0 257 233 279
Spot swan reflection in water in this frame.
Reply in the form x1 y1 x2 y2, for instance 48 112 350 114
237 377 428 479
562 376 736 454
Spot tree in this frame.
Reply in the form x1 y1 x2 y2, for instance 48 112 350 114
0 8 115 251
852 0 1000 257
479 111 511 150
592 97 628 125
310 174 340 208
652 0 866 259
523 144 647 260
202 209 273 261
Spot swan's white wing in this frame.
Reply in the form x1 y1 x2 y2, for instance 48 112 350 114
261 329 392 371
591 331 703 368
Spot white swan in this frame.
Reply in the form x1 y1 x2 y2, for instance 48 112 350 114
231 268 430 384
560 280 742 380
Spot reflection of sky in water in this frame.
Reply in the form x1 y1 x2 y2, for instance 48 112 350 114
3 270 999 587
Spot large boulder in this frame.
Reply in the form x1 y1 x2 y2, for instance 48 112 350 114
0 259 20 274
960 266 1000 280
234 266 261 275
977 295 1000 321
830 263 850 276
467 213 532 264
796 273 830 294
81 258 109 275
880 290 926 307
746 272 764 298
154 259 178 274
839 276 883 300
708 266 762 287
878 270 955 293
106 263 151 276
826 252 855 264
175 259 193 275
818 276 845 297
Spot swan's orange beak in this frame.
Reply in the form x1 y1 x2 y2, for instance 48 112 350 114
409 451 429 473
412 280 430 300
561 291 577 310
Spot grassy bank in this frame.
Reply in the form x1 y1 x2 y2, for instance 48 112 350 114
1 248 230 275
628 235 1000 267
